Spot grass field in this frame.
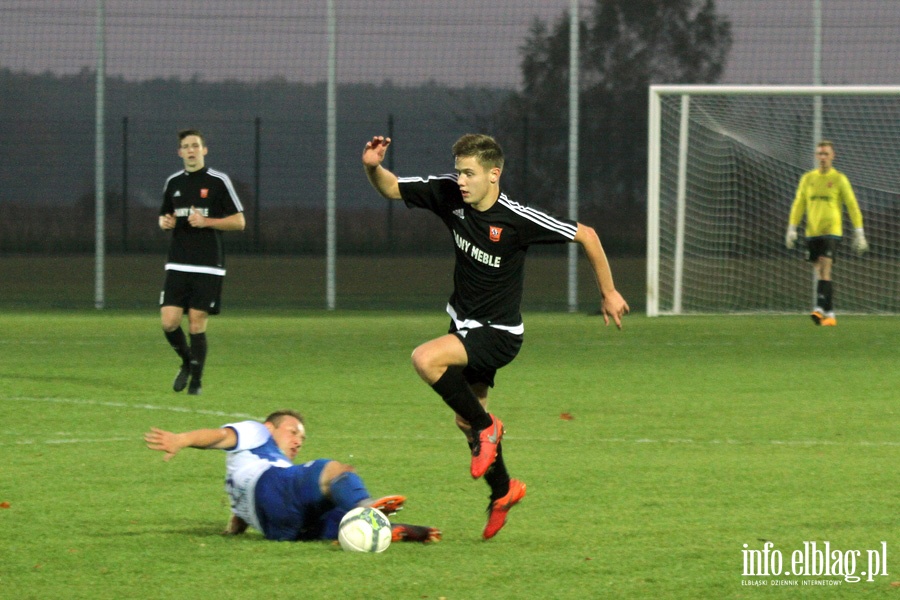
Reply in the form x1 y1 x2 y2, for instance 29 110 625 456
1 310 898 599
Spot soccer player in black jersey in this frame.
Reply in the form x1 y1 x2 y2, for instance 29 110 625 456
158 130 245 395
363 133 629 539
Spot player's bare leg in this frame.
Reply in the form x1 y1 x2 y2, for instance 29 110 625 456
411 334 468 384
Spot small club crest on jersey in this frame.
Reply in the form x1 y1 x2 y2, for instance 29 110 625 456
489 226 503 242
200 188 209 198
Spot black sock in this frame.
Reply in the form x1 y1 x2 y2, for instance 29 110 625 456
189 332 207 382
820 280 834 312
164 327 191 365
483 442 511 502
431 367 491 431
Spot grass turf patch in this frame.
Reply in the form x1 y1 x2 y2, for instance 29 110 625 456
1 311 897 599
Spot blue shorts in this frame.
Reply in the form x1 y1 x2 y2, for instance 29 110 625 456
254 459 345 541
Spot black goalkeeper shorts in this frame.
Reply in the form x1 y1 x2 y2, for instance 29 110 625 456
807 236 839 264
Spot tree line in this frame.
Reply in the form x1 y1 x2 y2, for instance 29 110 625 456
0 0 730 255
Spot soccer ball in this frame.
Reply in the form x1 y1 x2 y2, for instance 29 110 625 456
338 507 392 553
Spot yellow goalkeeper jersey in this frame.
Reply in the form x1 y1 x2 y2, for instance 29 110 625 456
788 167 863 237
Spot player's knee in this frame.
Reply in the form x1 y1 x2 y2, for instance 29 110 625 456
187 319 208 335
410 344 427 368
410 345 436 380
322 460 356 483
320 461 362 498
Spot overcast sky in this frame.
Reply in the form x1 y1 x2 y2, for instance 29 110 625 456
1 0 898 87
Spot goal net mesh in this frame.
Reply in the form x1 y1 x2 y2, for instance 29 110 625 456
654 90 899 314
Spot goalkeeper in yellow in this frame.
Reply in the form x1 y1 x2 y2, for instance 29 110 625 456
785 140 867 326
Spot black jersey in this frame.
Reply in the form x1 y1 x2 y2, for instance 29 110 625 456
399 173 577 330
160 167 243 276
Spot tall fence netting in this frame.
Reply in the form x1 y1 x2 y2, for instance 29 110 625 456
1 1 898 309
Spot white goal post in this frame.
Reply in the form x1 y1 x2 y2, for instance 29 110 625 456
646 85 900 316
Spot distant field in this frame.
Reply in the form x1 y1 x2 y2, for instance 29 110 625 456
1 311 897 599
0 253 648 313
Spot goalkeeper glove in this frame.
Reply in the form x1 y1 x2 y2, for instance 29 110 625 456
785 225 798 249
853 228 868 255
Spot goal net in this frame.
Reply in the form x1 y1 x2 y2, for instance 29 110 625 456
646 85 899 316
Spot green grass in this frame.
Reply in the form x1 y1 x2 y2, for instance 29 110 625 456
1 311 898 599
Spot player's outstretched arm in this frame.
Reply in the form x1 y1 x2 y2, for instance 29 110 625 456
573 223 629 329
362 136 401 200
144 426 237 461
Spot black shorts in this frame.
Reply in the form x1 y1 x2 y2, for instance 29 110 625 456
160 270 224 315
449 320 523 388
806 237 839 264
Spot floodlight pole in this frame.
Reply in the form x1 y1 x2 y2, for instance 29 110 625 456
94 0 106 309
811 0 822 306
325 0 337 310
812 0 823 150
566 0 579 313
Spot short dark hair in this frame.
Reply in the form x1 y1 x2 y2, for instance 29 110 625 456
817 140 834 150
265 409 305 428
178 129 206 146
452 133 504 170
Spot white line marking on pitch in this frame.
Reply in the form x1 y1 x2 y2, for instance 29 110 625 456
3 396 899 449
4 396 261 419
10 437 135 446
0 396 262 446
